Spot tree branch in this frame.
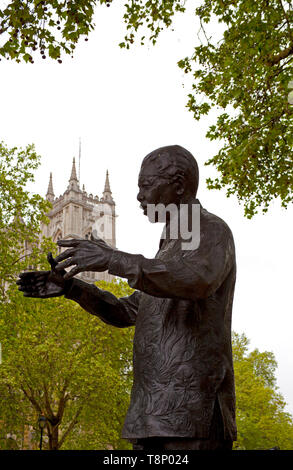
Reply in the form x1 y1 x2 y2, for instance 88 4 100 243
200 17 211 45
20 385 42 415
267 44 293 65
43 382 54 419
278 0 293 38
56 377 70 420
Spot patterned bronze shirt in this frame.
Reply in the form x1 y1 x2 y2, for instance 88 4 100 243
65 201 237 441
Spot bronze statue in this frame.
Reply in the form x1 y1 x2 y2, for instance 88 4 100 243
17 145 237 450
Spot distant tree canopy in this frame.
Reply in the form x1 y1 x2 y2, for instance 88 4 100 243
1 303 293 450
0 0 100 62
0 141 53 300
1 1 292 217
0 140 134 449
233 332 293 450
0 278 135 450
0 0 185 63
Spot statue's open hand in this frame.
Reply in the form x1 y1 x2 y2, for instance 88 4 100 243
55 233 114 280
16 253 69 298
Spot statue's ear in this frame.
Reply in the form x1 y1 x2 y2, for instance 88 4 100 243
175 172 186 196
176 185 184 196
172 176 184 196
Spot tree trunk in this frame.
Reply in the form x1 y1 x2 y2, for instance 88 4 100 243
48 425 59 450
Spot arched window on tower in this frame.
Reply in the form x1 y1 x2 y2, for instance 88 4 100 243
54 232 63 254
57 234 62 254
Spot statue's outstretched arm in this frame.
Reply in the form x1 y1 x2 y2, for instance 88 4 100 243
64 278 139 328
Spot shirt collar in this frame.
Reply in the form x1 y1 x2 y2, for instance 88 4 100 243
159 198 201 249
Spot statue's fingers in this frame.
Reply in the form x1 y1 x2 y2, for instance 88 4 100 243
55 258 75 271
18 272 49 282
17 277 35 287
19 276 44 289
19 278 37 290
18 271 36 277
47 252 57 269
54 248 75 263
57 239 80 248
29 272 47 282
63 266 80 280
18 272 37 280
18 286 35 295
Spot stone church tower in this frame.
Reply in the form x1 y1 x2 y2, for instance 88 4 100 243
41 158 116 283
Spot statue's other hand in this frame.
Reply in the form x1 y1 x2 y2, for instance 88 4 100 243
16 269 67 299
16 252 72 298
17 252 73 299
55 236 113 280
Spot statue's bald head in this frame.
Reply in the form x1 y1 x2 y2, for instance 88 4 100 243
140 145 199 198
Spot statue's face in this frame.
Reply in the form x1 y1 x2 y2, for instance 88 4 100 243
137 162 180 218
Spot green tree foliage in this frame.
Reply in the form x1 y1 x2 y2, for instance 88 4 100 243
0 278 134 450
0 0 100 63
1 276 293 449
120 0 293 217
0 141 53 300
180 0 293 218
0 0 126 63
0 145 134 449
2 1 291 216
119 0 185 47
0 0 184 62
233 332 293 450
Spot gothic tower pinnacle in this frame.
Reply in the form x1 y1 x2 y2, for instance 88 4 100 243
103 169 113 202
41 157 116 284
46 172 55 203
68 157 80 191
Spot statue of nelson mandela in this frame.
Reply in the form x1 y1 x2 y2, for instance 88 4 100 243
17 145 237 450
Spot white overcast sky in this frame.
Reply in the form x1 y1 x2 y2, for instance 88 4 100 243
1 2 293 415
